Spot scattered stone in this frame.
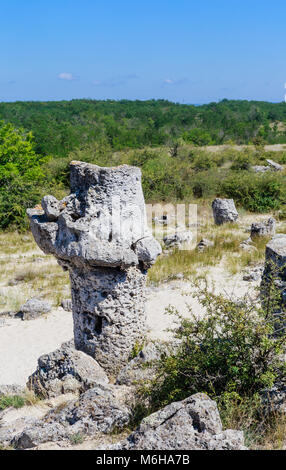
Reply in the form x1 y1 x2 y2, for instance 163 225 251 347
163 230 193 248
27 162 161 376
27 341 109 398
262 235 286 282
116 342 164 386
175 273 184 280
20 298 52 321
252 165 271 173
266 159 283 172
212 198 238 225
262 384 286 414
261 235 286 316
41 195 61 221
0 384 26 397
61 299 72 312
120 393 246 450
251 218 276 238
33 257 45 263
13 384 131 449
0 310 17 319
153 215 171 226
196 238 214 252
243 266 263 282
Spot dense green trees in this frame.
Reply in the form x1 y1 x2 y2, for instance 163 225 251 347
0 122 46 229
0 99 286 158
0 99 286 230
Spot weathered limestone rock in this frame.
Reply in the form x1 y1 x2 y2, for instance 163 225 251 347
116 342 163 386
13 383 132 449
120 393 246 450
252 165 271 173
261 235 286 317
27 162 161 375
196 238 214 252
61 299 72 311
163 230 192 248
212 198 238 225
20 298 52 321
251 217 276 239
27 341 109 398
266 159 283 172
262 235 286 282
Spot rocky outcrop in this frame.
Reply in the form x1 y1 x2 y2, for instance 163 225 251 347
116 342 163 386
252 165 271 173
20 298 51 320
251 217 276 238
266 159 283 172
27 162 161 375
262 235 286 282
120 393 246 450
163 230 192 248
261 235 286 317
12 383 132 449
27 341 109 398
212 198 238 225
196 238 214 252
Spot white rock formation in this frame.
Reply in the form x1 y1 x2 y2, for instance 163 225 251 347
27 162 161 375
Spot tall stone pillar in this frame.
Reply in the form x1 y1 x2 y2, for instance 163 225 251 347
27 162 161 375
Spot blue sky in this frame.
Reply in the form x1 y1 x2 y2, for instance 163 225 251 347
1 0 286 103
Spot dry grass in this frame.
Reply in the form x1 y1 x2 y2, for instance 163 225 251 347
0 232 69 311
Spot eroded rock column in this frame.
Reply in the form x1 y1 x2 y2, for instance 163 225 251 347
27 162 161 375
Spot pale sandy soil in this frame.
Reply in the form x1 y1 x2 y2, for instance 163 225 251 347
0 262 259 386
202 143 286 153
0 210 277 386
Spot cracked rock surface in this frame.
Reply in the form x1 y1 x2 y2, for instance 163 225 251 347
27 162 161 375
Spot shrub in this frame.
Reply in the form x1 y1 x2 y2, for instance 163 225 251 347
219 172 286 212
231 150 254 170
0 121 47 230
182 128 213 146
0 395 26 410
143 281 286 412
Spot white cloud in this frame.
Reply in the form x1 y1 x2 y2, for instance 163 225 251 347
164 78 175 84
58 72 76 81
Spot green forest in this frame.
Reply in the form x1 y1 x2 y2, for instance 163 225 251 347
0 98 286 230
1 99 286 156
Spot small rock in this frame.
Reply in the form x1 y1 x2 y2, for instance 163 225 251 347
13 383 131 449
163 231 193 248
262 384 286 414
252 165 271 173
212 198 238 225
27 341 109 398
41 195 61 221
251 218 276 238
197 238 214 252
120 393 246 450
116 342 164 386
243 272 261 282
266 159 283 172
0 384 26 397
61 299 72 312
20 298 52 321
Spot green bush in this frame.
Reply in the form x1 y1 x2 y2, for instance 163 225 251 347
219 172 286 212
182 128 213 146
231 150 254 170
144 281 286 412
0 122 47 230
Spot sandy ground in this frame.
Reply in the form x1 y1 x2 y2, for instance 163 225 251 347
202 143 286 153
0 264 259 386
